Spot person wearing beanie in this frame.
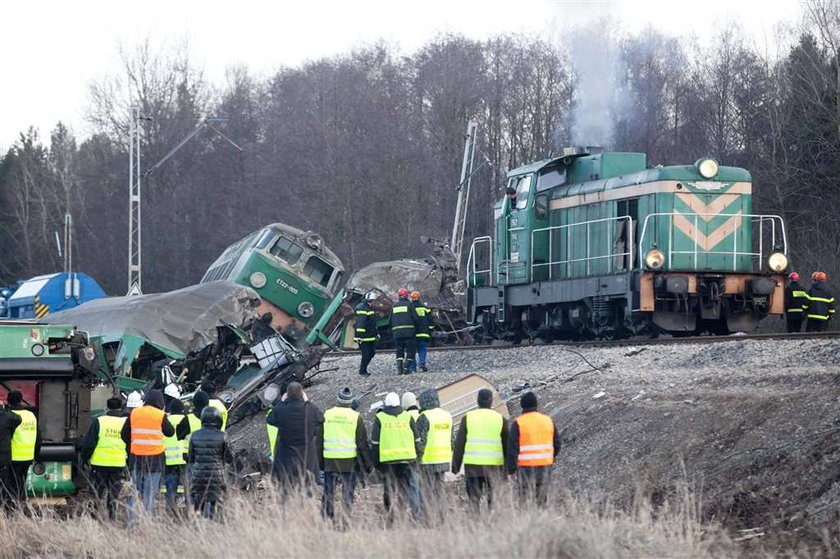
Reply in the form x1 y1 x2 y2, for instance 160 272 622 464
370 391 423 520
416 388 453 520
316 387 372 522
177 390 209 447
451 388 509 513
0 392 23 509
401 392 419 420
80 396 126 519
7 389 40 506
120 388 175 522
506 392 560 507
268 382 324 493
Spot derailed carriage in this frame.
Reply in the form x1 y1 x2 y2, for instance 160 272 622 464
467 149 789 340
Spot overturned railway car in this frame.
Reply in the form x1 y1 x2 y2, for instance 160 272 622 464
467 149 789 340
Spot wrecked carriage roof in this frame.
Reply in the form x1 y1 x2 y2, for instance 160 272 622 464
43 281 261 359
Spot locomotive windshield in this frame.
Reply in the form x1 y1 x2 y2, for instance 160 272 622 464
270 236 304 265
303 256 334 287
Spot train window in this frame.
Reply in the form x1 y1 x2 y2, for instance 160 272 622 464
537 168 566 192
535 194 548 218
254 229 276 250
515 175 532 210
270 236 304 265
303 257 334 288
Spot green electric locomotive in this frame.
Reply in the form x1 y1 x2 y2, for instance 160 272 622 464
201 224 345 343
466 148 788 339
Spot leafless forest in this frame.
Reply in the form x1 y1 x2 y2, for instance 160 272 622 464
3 3 840 294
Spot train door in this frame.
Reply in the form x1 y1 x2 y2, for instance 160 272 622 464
615 199 638 271
500 174 534 285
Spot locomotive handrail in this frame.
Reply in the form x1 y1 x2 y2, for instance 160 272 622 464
637 212 787 272
530 216 634 280
467 236 493 287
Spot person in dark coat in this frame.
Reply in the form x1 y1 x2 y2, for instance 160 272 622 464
784 272 807 332
79 396 126 520
0 396 22 510
188 406 231 519
8 389 41 506
505 392 561 507
390 289 420 374
267 382 323 493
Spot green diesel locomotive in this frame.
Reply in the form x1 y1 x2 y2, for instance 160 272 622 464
467 148 789 340
201 223 345 344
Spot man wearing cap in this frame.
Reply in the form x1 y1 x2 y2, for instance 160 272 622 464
0 394 22 510
784 272 807 333
416 388 453 519
371 392 423 520
355 292 378 377
390 289 419 375
506 392 560 506
316 387 372 521
409 291 433 372
80 396 126 520
120 389 175 521
451 388 508 513
7 389 40 506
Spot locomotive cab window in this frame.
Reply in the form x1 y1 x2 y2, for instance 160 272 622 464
303 256 334 287
535 194 549 218
537 168 566 192
514 175 532 210
254 228 276 250
270 236 304 265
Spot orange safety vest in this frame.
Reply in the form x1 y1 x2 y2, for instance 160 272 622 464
130 406 166 456
515 412 555 467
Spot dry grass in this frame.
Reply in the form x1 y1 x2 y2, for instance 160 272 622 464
0 482 735 559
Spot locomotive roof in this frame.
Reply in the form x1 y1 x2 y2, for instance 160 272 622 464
266 222 344 269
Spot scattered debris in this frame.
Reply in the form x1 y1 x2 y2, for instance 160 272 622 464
592 391 606 400
631 391 646 401
625 347 648 357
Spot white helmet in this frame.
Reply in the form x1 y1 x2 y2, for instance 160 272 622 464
126 391 144 408
401 392 417 409
164 383 181 399
365 291 377 302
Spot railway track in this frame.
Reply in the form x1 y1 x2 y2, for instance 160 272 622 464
327 330 840 357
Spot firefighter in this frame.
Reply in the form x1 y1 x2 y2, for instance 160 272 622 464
8 389 39 506
410 291 432 372
506 392 560 507
390 289 419 375
355 291 378 377
80 396 127 520
451 388 508 513
784 272 807 332
804 271 835 332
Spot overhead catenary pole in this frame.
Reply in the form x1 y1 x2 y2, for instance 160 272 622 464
450 120 479 272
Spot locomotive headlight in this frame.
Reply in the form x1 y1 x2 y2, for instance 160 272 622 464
297 301 315 318
645 249 666 270
249 272 267 289
697 158 719 179
768 252 789 273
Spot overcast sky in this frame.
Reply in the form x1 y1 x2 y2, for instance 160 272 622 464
0 0 803 151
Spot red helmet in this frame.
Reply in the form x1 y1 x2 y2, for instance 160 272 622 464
812 271 820 281
817 271 828 282
789 272 800 282
398 288 408 297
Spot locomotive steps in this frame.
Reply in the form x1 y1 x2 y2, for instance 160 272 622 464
304 336 840 549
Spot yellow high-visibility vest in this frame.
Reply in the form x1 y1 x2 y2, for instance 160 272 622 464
11 409 37 462
420 408 452 465
323 406 359 459
378 411 416 462
208 399 228 431
266 409 278 459
164 413 186 466
184 413 202 453
90 415 127 468
463 408 504 466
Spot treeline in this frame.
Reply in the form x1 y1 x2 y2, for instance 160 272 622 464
2 1 840 294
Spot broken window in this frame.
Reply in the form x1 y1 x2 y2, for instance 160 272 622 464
270 236 304 265
303 256 334 287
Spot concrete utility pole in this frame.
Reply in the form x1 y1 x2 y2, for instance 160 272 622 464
126 114 243 295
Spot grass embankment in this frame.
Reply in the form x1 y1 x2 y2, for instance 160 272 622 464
0 484 734 558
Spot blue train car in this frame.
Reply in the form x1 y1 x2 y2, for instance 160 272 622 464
6 273 106 319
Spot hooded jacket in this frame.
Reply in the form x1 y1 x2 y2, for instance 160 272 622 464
188 408 231 502
120 389 175 472
267 397 324 479
370 405 423 466
415 390 453 473
0 406 22 466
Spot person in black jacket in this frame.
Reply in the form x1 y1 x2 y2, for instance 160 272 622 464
354 293 378 377
409 291 433 372
805 271 836 332
784 272 807 332
390 289 419 375
188 406 231 519
267 382 323 493
0 397 22 510
79 397 126 520
8 389 41 506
